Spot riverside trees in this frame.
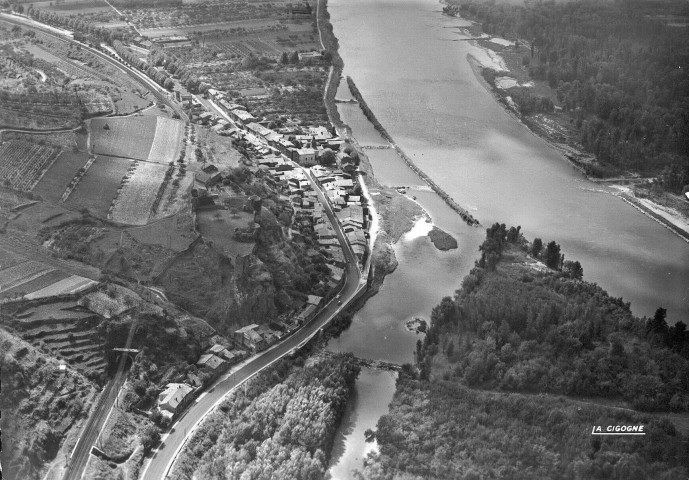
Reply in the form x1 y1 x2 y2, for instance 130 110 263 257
420 224 689 412
446 0 689 187
170 355 360 480
357 224 689 479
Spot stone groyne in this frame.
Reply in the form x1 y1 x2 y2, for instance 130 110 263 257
346 77 479 227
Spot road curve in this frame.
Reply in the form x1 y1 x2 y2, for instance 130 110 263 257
141 173 365 480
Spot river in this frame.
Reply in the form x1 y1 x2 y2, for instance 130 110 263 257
325 0 689 478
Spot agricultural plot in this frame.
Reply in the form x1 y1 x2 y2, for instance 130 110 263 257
0 104 81 130
0 260 54 292
67 155 133 218
13 300 93 323
110 162 169 225
33 152 91 203
90 116 157 161
147 116 185 164
0 247 22 270
0 270 71 301
10 296 107 372
25 275 98 300
0 141 61 191
2 131 82 151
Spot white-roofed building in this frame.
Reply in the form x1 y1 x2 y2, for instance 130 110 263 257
157 383 194 418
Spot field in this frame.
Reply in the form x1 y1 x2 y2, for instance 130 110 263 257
90 115 184 163
25 275 99 299
90 116 157 160
0 256 96 302
1 130 86 151
0 260 54 292
147 116 185 163
7 298 108 372
0 246 22 270
0 104 80 130
66 155 133 218
110 162 169 225
0 141 61 191
33 152 91 203
0 270 71 300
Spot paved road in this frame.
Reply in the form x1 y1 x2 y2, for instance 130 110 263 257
141 175 364 480
62 321 138 480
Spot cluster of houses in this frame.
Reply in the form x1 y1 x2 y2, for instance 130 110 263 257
199 88 346 163
157 81 374 424
156 342 247 420
311 165 370 265
233 293 325 351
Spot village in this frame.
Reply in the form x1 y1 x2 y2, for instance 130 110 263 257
147 77 372 423
0 3 377 478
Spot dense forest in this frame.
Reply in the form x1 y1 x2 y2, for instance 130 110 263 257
170 354 360 480
360 379 688 479
357 224 689 479
445 0 689 189
418 223 689 411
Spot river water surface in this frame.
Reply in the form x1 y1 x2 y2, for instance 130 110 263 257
325 0 689 477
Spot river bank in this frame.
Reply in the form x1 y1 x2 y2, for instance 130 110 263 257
455 13 689 245
318 0 344 130
319 0 689 477
319 21 454 296
346 76 480 227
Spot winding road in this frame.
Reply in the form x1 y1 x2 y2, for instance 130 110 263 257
140 172 365 480
0 12 370 478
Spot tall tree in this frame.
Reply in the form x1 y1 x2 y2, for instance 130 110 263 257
544 241 562 270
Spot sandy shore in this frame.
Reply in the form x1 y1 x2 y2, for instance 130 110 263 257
465 32 689 244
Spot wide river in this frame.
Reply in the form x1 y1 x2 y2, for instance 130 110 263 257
325 0 689 478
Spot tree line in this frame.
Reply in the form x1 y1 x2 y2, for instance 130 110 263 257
417 223 689 412
170 355 360 480
354 221 689 479
446 0 689 188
